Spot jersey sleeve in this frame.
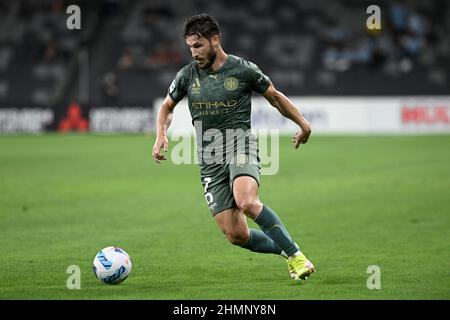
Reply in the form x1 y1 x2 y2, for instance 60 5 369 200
246 62 271 94
168 66 190 103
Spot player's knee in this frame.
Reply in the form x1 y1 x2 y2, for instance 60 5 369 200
236 198 262 217
225 231 249 246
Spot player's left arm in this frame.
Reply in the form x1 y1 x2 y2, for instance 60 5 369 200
262 83 311 149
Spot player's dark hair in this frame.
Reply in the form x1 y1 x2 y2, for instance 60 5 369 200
183 14 221 39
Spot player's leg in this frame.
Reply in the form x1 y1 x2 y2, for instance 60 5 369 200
202 162 283 254
214 207 283 254
214 202 297 279
214 207 249 246
232 175 315 280
201 169 253 249
232 176 297 254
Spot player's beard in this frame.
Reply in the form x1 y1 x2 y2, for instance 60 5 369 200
196 42 216 70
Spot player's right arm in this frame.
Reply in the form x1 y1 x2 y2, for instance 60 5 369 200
152 65 190 164
152 95 177 164
245 60 311 150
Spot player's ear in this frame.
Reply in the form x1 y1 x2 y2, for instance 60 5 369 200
211 34 220 47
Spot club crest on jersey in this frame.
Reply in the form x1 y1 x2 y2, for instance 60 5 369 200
224 77 238 91
191 77 201 94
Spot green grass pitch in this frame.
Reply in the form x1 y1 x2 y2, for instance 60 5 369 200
0 134 449 299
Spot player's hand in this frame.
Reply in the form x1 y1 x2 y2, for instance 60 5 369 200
152 135 169 164
292 126 311 149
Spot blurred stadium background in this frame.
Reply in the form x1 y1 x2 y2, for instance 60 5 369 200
0 0 449 300
0 0 449 133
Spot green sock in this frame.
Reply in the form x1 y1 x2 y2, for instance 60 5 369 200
239 228 283 254
254 205 298 257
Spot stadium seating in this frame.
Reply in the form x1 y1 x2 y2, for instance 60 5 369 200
0 0 449 108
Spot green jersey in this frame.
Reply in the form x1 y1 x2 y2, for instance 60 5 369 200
168 54 271 132
168 54 271 165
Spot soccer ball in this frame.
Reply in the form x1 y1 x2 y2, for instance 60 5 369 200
93 246 132 285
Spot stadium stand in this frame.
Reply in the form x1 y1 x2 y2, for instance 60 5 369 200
0 0 449 109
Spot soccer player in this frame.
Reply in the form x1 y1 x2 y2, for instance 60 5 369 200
152 14 315 280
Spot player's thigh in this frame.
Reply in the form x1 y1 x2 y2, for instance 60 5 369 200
229 150 261 198
232 175 259 201
214 207 249 240
230 162 262 218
